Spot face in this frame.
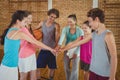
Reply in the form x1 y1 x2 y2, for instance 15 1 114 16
81 24 91 34
67 18 76 27
48 13 57 22
27 15 32 25
88 17 99 30
18 17 28 28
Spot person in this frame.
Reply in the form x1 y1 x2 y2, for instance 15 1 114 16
58 14 84 80
78 21 92 80
0 10 56 80
36 8 60 80
61 8 117 80
18 11 37 80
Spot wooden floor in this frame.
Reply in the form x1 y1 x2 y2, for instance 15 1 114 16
0 47 120 80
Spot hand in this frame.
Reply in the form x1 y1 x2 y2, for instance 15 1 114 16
50 49 57 56
71 53 77 59
54 46 60 54
58 47 65 53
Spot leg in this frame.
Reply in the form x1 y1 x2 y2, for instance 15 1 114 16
84 71 89 80
80 61 90 80
70 57 79 80
30 70 37 80
48 51 57 80
20 72 28 80
49 69 55 80
64 53 71 80
37 50 48 79
37 68 41 79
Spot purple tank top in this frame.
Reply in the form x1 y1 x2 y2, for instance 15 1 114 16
80 37 92 64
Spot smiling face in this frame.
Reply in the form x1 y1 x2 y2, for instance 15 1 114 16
17 17 28 28
48 13 57 23
88 17 99 31
27 14 32 25
67 18 76 27
81 24 91 34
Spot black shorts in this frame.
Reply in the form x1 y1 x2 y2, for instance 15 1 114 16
80 60 90 71
37 50 57 69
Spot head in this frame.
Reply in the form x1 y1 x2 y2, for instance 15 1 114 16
47 8 59 22
67 14 77 27
25 11 32 26
10 10 28 28
82 21 92 34
1 10 28 45
87 8 105 30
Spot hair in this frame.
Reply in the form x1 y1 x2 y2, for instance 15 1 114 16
68 14 77 22
47 8 59 18
24 10 34 36
25 10 32 16
1 10 28 45
68 14 77 25
87 8 105 23
83 21 90 27
83 20 94 32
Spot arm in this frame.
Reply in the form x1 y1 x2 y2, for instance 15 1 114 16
17 31 55 53
54 23 60 49
105 32 117 80
63 35 92 51
32 21 43 30
58 27 67 47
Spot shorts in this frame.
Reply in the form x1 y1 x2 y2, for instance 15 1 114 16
19 54 36 73
0 64 18 80
89 71 109 80
37 50 57 69
80 60 90 71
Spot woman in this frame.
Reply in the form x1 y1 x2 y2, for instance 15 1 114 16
0 10 56 80
58 14 84 80
18 11 38 80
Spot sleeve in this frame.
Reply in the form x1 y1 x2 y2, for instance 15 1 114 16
74 27 83 55
79 28 84 36
58 27 66 46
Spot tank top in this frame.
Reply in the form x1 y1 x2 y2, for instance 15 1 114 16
1 28 20 67
90 30 111 77
80 36 92 64
42 21 56 48
66 28 77 44
19 27 36 58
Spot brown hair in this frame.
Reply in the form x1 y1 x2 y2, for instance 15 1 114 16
47 8 59 18
87 8 105 23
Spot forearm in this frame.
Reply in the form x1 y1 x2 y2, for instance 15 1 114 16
37 41 52 51
64 36 91 51
55 36 60 48
109 54 117 80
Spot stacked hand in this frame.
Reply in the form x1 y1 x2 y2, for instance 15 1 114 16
53 46 66 56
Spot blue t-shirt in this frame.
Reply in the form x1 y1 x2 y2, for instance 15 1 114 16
1 28 20 67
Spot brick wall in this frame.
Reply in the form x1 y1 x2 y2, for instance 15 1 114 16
53 0 92 28
0 0 10 35
0 0 120 80
0 0 93 35
99 0 120 54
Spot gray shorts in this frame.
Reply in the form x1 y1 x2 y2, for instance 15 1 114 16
80 60 90 71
